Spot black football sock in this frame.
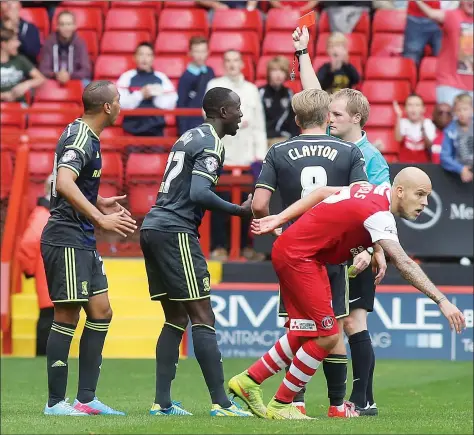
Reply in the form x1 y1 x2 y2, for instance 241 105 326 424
155 323 185 408
192 324 231 408
76 318 110 404
348 330 372 408
284 366 306 403
46 322 76 407
366 346 376 406
323 354 348 407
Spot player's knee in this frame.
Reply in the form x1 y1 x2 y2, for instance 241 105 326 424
54 304 81 326
189 309 215 328
167 313 189 331
92 305 113 320
344 311 367 336
318 333 339 351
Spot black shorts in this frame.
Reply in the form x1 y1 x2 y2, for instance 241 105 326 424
140 229 211 301
348 260 376 312
278 264 349 319
41 244 108 303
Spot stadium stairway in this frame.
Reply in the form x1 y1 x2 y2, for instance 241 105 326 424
10 259 222 358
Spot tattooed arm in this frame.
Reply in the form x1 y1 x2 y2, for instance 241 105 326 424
377 239 466 333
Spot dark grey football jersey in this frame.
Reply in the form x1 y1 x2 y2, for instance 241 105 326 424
256 134 368 224
141 123 225 235
41 119 102 250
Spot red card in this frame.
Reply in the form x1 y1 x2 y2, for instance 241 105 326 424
298 10 316 29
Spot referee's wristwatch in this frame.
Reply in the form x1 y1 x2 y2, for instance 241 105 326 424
367 247 374 256
294 48 308 58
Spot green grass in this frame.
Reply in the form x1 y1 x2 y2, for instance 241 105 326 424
1 358 473 434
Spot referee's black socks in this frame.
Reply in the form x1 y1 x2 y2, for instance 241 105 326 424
192 324 231 408
323 354 348 407
348 330 373 408
46 322 76 407
155 322 185 408
77 318 110 404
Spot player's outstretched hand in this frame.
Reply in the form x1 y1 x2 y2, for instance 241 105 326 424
292 26 309 51
98 194 132 217
251 215 282 235
98 209 137 238
439 300 466 334
240 193 253 217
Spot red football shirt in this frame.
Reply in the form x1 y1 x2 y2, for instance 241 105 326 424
408 1 440 17
274 183 399 265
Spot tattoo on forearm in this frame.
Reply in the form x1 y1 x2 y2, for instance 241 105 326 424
398 262 444 303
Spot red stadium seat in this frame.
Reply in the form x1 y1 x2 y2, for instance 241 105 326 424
209 32 260 62
0 103 26 129
94 55 135 81
316 33 368 64
370 34 404 57
153 56 187 81
112 0 162 11
62 1 109 13
77 30 99 61
154 32 206 55
1 151 13 200
29 103 81 127
212 10 263 38
101 152 123 188
35 80 83 104
164 1 196 8
419 57 437 81
28 181 47 212
158 9 208 35
0 127 21 151
100 31 151 55
29 151 54 179
256 55 293 80
128 184 159 215
361 80 411 104
20 8 49 39
263 31 314 57
364 105 397 129
207 55 255 82
126 153 168 183
266 8 304 32
319 10 370 38
312 55 363 79
53 7 103 35
372 10 406 34
105 9 157 39
364 57 417 89
365 128 401 155
415 81 437 105
98 183 119 199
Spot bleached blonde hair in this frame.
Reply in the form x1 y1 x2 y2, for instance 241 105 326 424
331 88 370 127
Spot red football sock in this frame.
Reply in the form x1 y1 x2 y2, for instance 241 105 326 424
275 339 329 404
248 332 301 384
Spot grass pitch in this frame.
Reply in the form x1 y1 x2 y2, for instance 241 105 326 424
1 358 472 434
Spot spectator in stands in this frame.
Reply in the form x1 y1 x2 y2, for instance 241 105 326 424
18 176 54 356
402 1 442 66
177 36 215 135
0 27 45 103
317 32 360 94
259 56 299 145
0 0 41 64
393 94 437 163
320 1 372 33
117 42 177 137
431 102 453 163
196 1 258 10
441 93 473 183
415 0 473 105
206 49 267 261
39 11 91 87
269 1 318 13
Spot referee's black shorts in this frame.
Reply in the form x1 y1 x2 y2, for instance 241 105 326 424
348 258 376 312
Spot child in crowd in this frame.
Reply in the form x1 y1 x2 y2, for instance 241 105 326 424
440 93 473 183
316 32 360 94
393 94 437 163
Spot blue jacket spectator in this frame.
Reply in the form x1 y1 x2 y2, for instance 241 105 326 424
177 36 215 135
117 42 177 137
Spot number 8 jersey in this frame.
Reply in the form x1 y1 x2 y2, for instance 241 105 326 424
256 134 368 227
142 123 225 235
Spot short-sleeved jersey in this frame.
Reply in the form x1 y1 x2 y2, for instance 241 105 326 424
256 134 368 225
41 119 102 250
141 123 225 235
274 183 399 265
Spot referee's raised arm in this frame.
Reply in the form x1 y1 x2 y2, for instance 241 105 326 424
292 26 322 91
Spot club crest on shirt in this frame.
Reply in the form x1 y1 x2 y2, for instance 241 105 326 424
205 156 219 173
61 150 77 163
321 316 335 330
